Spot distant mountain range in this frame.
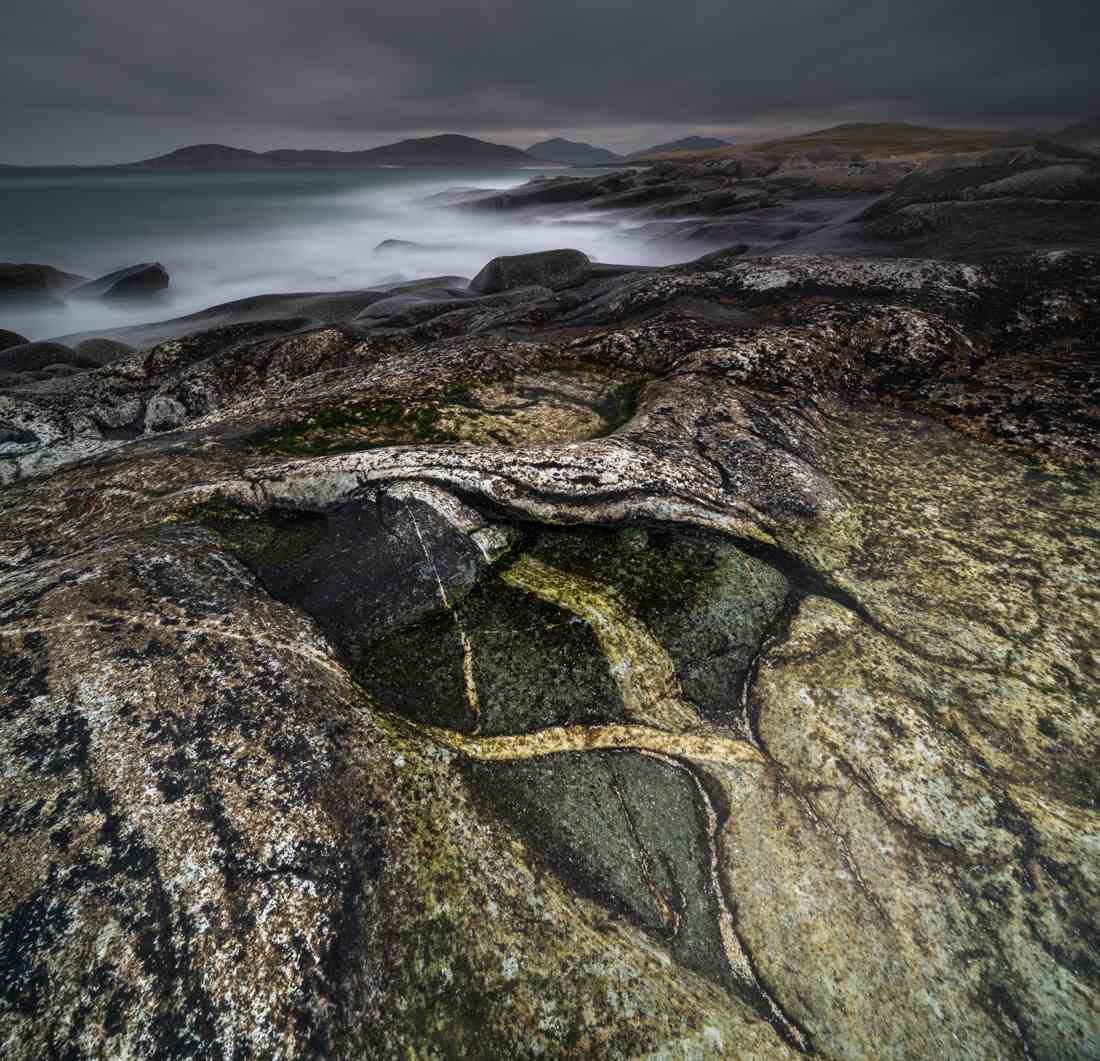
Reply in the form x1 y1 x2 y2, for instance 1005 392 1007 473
524 136 740 165
526 138 623 165
629 136 732 158
0 131 739 171
124 134 536 169
6 120 1078 171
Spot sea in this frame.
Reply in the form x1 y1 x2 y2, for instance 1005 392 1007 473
0 165 668 341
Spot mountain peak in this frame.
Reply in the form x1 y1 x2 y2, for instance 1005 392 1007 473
631 136 731 158
527 138 622 165
135 144 264 166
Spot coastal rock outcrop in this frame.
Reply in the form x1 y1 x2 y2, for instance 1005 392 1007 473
449 143 1100 261
470 248 594 293
1 229 1097 1058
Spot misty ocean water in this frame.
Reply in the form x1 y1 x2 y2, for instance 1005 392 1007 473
0 166 673 341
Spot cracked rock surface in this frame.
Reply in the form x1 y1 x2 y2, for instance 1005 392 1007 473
1 238 1098 1058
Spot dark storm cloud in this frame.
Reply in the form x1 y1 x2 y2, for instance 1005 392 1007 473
2 0 1097 163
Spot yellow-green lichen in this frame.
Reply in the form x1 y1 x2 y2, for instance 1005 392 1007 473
245 370 642 456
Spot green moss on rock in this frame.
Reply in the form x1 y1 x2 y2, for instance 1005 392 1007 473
247 370 643 455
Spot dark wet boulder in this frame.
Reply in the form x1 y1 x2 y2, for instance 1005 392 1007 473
0 341 95 373
69 262 170 300
0 263 87 303
208 484 510 665
470 249 592 294
0 329 29 352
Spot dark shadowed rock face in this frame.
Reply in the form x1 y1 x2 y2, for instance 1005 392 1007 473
0 329 29 352
69 262 170 300
0 235 1098 1058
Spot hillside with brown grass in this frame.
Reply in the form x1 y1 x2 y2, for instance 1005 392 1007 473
634 121 1036 162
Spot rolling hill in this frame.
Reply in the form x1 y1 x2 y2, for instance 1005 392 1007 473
633 122 1036 161
526 138 623 165
118 135 537 169
630 136 731 158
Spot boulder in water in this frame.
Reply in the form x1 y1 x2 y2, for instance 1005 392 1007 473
69 262 169 300
470 248 592 294
0 263 87 303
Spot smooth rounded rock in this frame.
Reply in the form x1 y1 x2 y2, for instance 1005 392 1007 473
470 248 592 294
0 341 95 373
0 329 29 352
69 262 170 300
74 337 136 365
0 263 86 303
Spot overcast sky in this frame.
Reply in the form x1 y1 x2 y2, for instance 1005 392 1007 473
3 0 1097 164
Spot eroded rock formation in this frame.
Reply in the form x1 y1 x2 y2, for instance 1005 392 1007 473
1 238 1097 1058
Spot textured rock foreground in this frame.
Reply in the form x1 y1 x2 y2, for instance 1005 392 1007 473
1 246 1098 1058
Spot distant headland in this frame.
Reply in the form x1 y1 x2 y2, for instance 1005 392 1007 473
0 121 1058 172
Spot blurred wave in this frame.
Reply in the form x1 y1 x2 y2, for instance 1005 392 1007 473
0 166 674 340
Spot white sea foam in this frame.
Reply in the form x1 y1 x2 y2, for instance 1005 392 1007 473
0 165 688 340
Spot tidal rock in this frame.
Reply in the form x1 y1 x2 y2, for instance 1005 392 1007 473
69 262 170 300
0 263 86 303
470 248 593 294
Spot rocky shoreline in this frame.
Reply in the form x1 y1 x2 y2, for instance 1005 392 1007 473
1 144 1098 1059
